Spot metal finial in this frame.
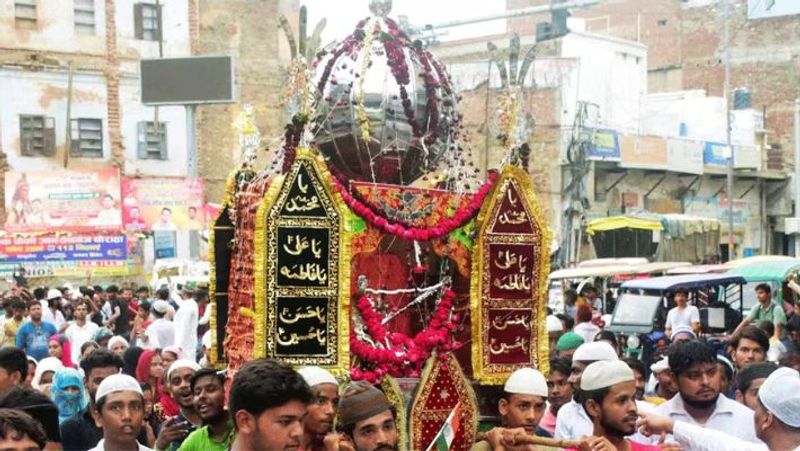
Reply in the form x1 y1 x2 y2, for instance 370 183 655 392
369 0 392 17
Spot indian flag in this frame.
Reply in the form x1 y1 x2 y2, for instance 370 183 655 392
426 402 461 451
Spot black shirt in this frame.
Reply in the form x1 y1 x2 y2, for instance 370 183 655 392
111 297 130 336
60 406 149 451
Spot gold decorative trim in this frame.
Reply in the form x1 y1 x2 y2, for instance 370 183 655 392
253 148 350 374
381 375 408 451
470 165 552 383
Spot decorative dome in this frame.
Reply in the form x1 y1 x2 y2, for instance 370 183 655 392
312 6 459 185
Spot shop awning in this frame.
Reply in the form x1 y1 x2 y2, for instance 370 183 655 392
587 216 664 235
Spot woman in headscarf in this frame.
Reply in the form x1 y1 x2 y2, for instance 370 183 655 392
135 349 165 399
48 334 75 368
50 367 86 423
108 335 129 357
32 356 64 395
24 356 37 388
123 346 145 377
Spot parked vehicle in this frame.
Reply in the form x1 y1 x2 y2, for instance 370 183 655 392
608 273 746 366
725 257 800 315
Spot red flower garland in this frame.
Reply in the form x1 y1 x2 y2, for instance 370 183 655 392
350 289 461 382
331 170 498 241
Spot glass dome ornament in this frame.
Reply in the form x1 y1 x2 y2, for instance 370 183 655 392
312 1 460 185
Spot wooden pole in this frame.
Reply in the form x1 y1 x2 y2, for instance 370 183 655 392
475 432 581 449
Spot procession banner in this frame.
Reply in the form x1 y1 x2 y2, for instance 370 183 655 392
121 177 206 232
470 165 551 383
666 138 704 175
587 128 620 161
4 169 121 233
253 149 350 374
620 135 667 169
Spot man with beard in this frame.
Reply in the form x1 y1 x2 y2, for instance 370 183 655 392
298 366 340 451
555 341 619 440
154 360 201 451
735 362 778 411
730 326 769 370
470 367 549 451
16 301 57 361
538 357 573 437
572 360 661 451
652 340 759 443
637 367 800 450
337 381 398 451
88 373 153 450
228 359 311 451
61 349 149 451
177 368 232 451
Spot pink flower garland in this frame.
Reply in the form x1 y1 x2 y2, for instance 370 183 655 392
350 289 462 382
331 170 499 241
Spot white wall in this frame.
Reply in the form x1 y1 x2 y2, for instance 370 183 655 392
0 68 110 170
0 0 107 56
560 31 648 135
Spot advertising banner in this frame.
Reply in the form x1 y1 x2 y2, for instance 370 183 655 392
734 145 762 170
666 138 704 175
4 169 122 233
704 142 730 167
0 234 128 279
587 128 620 161
122 177 206 232
683 195 747 233
620 135 667 169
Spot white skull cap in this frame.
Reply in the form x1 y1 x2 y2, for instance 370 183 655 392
95 373 142 402
573 341 618 362
580 360 634 391
504 367 548 397
298 366 338 387
546 315 563 333
758 367 800 428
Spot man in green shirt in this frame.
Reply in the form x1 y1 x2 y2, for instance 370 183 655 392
733 283 787 342
178 368 233 451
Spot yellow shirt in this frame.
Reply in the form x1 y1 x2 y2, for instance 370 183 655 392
1 317 23 348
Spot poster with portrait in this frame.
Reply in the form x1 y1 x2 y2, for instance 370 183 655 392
4 169 121 233
121 177 206 232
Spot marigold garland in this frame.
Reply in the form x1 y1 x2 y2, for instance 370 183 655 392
330 170 499 241
350 288 461 382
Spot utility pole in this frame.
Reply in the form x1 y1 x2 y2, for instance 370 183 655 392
723 0 734 261
794 97 800 256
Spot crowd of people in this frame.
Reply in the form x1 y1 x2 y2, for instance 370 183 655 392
0 280 799 450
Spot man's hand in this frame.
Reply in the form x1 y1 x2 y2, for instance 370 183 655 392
577 436 616 451
484 428 537 451
155 416 191 450
322 433 355 451
636 411 675 438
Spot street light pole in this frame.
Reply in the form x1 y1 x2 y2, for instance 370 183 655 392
723 0 734 261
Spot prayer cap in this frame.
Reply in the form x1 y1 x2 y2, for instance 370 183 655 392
580 360 634 391
298 366 338 388
572 341 618 362
504 368 548 397
152 300 169 314
670 325 696 341
546 315 563 333
166 359 200 380
556 332 584 352
338 381 392 427
650 357 670 374
47 289 62 300
758 367 800 428
95 374 143 403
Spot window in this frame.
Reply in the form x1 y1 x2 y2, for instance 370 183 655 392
15 0 37 29
19 115 55 157
74 0 96 35
70 118 104 158
134 3 162 41
137 121 168 160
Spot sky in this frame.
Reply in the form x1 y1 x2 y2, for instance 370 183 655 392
300 0 507 45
